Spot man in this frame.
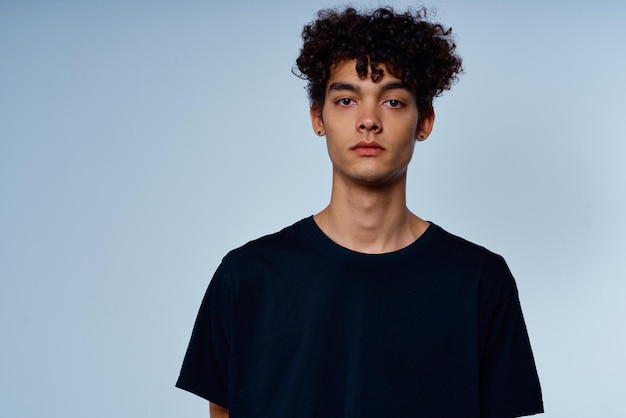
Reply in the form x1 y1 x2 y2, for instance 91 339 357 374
177 6 543 417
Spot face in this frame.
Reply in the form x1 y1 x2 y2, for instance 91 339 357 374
310 59 434 188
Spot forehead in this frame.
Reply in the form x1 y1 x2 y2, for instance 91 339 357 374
327 59 402 85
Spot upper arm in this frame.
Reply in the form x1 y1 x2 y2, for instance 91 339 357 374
209 401 229 418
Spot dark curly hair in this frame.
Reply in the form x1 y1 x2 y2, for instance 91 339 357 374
294 6 463 115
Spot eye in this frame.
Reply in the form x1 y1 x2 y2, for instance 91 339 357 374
336 98 356 106
384 99 404 108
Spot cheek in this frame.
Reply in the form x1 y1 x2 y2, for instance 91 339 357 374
322 115 351 140
321 110 341 131
397 132 418 161
408 119 420 140
325 136 343 156
389 121 419 144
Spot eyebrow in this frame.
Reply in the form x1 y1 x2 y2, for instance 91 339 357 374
327 81 410 93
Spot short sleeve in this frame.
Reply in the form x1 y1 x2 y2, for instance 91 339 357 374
479 256 543 418
176 264 231 408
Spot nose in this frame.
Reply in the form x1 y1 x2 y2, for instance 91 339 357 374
357 104 381 134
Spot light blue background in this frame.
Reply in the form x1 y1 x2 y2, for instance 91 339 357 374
1 0 624 416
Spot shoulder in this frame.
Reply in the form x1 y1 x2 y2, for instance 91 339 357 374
429 223 506 267
220 217 315 271
429 223 517 296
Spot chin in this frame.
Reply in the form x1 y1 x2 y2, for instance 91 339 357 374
352 171 406 188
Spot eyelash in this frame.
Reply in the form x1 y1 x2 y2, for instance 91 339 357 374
334 98 405 108
384 99 404 108
336 98 356 106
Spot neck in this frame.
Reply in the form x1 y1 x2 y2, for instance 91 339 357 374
314 173 429 254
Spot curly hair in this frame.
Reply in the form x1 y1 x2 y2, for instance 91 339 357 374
294 6 463 114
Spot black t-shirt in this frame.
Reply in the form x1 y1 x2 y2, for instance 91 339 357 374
176 217 543 417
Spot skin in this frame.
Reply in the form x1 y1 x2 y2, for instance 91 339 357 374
207 59 436 416
209 402 228 417
311 59 435 254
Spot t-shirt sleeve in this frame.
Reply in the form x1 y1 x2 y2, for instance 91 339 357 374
478 255 544 418
176 264 231 408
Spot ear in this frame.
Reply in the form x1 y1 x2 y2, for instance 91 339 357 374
310 104 325 136
416 106 435 141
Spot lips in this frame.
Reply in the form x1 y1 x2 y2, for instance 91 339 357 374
351 141 384 156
